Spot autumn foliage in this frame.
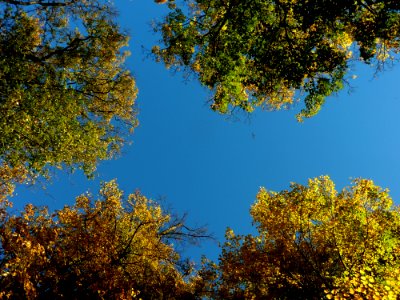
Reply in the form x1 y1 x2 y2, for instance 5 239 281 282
0 181 204 299
0 0 137 178
1 177 399 298
204 177 400 299
1 1 400 299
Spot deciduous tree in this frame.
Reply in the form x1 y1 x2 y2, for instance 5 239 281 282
154 0 400 119
0 0 138 178
201 176 400 299
0 180 206 299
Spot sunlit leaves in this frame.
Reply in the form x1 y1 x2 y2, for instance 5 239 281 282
154 0 400 119
204 176 400 299
0 0 138 178
0 180 205 299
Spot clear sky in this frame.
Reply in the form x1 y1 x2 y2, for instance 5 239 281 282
13 1 400 263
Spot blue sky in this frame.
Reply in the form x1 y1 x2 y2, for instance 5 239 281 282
13 1 400 263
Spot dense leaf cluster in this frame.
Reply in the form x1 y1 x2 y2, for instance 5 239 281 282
154 0 400 119
0 181 205 299
200 177 400 299
0 0 137 177
1 178 399 299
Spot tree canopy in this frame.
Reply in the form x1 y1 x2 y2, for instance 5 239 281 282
200 177 400 299
2 176 400 299
0 180 207 299
2 1 400 299
154 0 400 119
0 0 137 178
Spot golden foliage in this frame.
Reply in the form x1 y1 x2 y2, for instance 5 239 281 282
204 177 400 299
0 181 202 299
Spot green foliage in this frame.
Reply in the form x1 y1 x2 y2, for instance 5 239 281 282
154 0 400 119
0 0 138 178
2 1 400 298
201 177 400 299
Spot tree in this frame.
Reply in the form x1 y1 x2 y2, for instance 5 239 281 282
154 0 400 120
0 180 208 299
0 0 138 178
200 176 400 299
0 163 27 198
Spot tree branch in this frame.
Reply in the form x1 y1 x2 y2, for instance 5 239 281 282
2 0 78 7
